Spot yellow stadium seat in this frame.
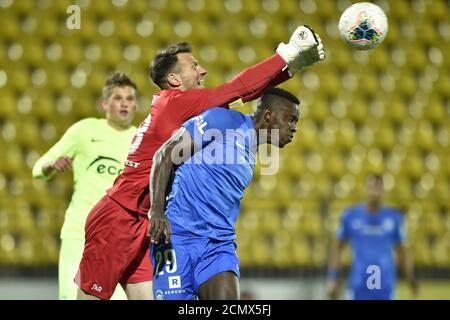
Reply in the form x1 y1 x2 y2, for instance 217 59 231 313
35 11 58 39
20 37 46 66
114 19 138 42
203 1 224 18
323 152 345 179
436 72 450 97
250 236 271 266
332 44 352 70
414 121 436 151
14 119 41 148
45 65 70 93
387 96 407 124
271 233 293 268
259 209 282 236
406 47 428 73
302 211 323 237
77 14 98 41
320 72 341 96
235 232 252 267
13 199 35 234
425 98 445 124
414 240 433 267
0 93 16 120
370 48 390 70
336 119 357 151
374 121 396 152
388 0 410 19
390 176 413 205
89 0 110 13
59 38 84 66
428 0 449 19
0 11 20 40
297 119 319 150
278 0 299 19
3 145 24 176
7 65 29 92
311 239 327 267
290 235 311 267
31 92 56 120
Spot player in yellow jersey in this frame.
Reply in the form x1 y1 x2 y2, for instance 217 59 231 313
32 72 138 300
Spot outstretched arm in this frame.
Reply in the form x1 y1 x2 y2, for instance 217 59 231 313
171 26 325 121
148 127 198 244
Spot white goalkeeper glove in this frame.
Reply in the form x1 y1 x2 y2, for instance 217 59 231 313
276 25 326 73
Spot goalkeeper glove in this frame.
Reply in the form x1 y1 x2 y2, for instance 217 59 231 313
276 25 325 73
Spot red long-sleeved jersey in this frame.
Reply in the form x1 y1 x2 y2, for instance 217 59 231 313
107 54 291 216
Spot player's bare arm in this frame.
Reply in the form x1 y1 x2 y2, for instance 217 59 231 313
148 128 198 244
397 244 419 298
328 239 345 300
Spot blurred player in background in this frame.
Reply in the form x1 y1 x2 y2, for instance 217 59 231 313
328 175 418 300
148 88 300 300
32 72 138 300
76 25 325 300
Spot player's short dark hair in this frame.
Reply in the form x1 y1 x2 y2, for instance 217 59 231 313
149 42 192 89
258 87 300 112
102 72 137 100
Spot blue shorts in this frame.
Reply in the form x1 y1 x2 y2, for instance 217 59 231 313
150 221 240 300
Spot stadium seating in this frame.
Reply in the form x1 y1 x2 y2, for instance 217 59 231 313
0 0 449 270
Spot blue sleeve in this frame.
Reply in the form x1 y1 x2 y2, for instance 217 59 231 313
336 209 351 241
183 108 243 149
393 211 406 244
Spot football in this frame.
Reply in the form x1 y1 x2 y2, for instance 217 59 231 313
338 2 388 50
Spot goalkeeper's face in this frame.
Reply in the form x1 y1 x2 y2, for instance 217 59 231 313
174 53 208 90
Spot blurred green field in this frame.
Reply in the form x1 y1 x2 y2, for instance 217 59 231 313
397 280 450 300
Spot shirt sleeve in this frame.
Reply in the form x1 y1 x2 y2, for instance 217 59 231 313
32 121 81 179
336 209 350 241
183 108 240 149
168 54 289 123
393 211 406 244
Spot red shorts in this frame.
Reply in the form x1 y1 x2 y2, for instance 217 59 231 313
75 195 152 300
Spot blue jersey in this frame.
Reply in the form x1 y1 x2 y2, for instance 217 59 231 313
165 108 257 241
337 204 406 293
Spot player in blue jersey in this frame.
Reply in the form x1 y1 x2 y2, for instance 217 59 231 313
148 87 299 300
328 175 418 300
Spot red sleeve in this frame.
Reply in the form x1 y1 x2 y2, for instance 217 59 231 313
169 54 291 122
242 68 292 102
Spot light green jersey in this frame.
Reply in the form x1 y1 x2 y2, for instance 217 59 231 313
32 118 136 240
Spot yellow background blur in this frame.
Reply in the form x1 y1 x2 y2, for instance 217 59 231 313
0 0 449 299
